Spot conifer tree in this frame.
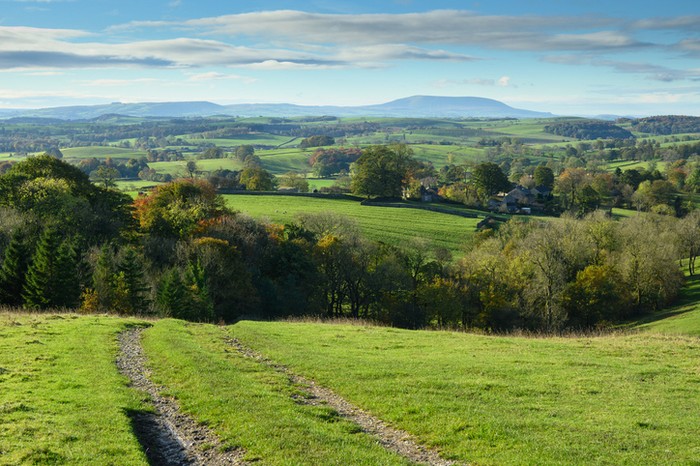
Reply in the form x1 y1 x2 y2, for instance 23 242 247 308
0 231 30 306
92 244 117 310
184 260 214 321
117 247 151 314
23 228 62 308
23 229 79 309
54 240 80 308
157 269 189 318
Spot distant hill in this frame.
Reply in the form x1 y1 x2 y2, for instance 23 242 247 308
0 96 553 120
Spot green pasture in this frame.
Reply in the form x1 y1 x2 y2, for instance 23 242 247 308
257 147 313 174
230 319 700 466
480 119 569 143
149 158 243 177
114 180 162 193
410 144 486 165
605 160 667 172
305 178 337 190
61 146 147 160
0 313 147 465
179 134 292 147
224 194 479 254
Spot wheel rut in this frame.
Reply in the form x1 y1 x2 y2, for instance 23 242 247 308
117 327 247 466
226 336 463 466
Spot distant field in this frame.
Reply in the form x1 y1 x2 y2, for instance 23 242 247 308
306 178 337 190
178 134 292 147
114 179 162 192
605 159 667 172
149 158 243 177
61 146 147 160
224 194 479 254
258 147 313 174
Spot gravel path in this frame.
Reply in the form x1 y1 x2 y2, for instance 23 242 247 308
226 336 462 466
117 327 247 466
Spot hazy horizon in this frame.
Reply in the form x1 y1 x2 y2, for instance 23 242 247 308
0 1 698 116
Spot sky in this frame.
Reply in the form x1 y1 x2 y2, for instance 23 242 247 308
0 0 698 116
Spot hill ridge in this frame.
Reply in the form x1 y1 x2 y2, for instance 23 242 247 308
0 95 553 120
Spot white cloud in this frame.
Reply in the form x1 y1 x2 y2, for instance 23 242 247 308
78 78 162 87
543 54 700 82
186 72 257 84
432 77 511 88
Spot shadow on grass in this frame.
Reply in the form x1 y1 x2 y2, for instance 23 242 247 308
628 274 700 327
124 408 191 466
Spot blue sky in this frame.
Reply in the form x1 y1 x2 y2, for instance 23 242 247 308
0 0 698 115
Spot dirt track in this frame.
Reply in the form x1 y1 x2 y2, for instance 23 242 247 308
117 327 247 465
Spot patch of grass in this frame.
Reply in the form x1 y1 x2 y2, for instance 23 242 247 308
637 274 700 336
230 320 700 466
61 146 147 160
0 312 148 465
224 194 479 254
141 319 411 465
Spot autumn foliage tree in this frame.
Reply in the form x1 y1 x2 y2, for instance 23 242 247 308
133 179 230 239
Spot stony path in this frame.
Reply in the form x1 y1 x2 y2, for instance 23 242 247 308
226 336 462 466
117 327 247 466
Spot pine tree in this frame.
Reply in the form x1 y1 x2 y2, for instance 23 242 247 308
0 231 30 306
184 260 214 321
157 269 189 318
117 247 151 314
92 244 117 310
23 229 79 309
54 240 80 308
23 228 62 308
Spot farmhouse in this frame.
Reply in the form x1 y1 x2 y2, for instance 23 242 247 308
488 185 552 214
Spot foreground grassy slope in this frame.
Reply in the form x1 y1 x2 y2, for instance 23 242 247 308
141 320 411 465
230 320 700 465
0 313 147 465
224 194 479 254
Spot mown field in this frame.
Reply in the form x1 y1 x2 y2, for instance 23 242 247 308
224 194 480 254
2 302 699 465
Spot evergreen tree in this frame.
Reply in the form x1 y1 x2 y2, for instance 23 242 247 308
183 260 214 321
0 231 30 306
54 240 80 308
117 247 151 314
23 229 79 309
23 228 62 308
156 269 189 318
92 244 117 310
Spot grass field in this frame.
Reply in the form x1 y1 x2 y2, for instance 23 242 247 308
2 296 700 465
229 320 700 465
0 313 147 465
224 194 480 254
61 146 147 161
605 159 667 172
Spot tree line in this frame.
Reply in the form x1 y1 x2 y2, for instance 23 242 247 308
0 151 694 331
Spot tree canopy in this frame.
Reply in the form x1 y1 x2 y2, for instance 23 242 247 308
351 144 415 198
